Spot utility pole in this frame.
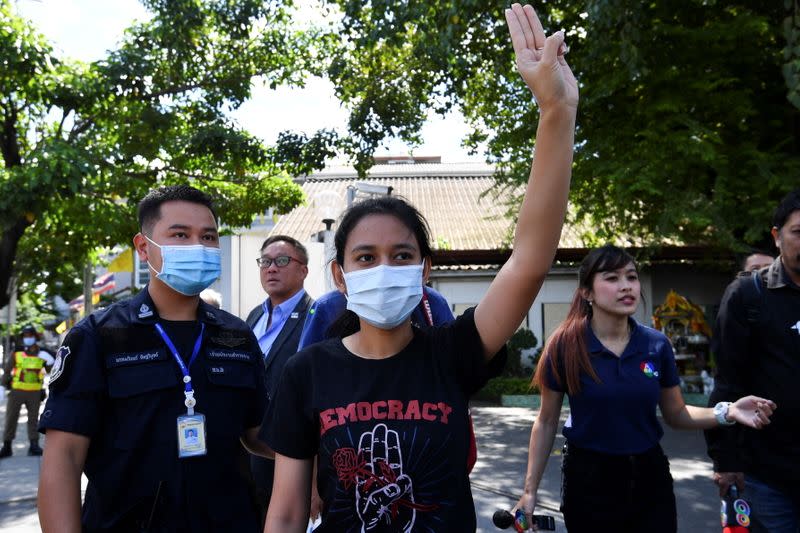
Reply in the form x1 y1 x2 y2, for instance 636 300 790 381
83 263 93 316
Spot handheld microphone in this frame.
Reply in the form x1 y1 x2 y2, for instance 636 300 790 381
492 509 517 530
720 485 750 532
493 509 556 531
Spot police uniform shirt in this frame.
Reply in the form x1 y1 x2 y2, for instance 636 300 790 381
39 288 267 533
544 318 680 455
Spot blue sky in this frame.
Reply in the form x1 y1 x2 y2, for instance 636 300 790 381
16 0 481 163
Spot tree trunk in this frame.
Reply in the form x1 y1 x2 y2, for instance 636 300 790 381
0 216 33 309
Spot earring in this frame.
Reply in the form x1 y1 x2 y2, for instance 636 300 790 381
587 300 593 306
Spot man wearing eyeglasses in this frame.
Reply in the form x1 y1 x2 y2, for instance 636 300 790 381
245 234 314 525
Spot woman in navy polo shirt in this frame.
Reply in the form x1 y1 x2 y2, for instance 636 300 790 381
514 245 776 532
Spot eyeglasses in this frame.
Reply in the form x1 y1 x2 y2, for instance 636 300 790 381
256 255 304 268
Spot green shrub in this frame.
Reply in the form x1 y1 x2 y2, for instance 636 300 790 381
504 328 538 377
472 377 539 403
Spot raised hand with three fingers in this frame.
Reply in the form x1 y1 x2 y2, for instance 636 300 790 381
504 3 578 112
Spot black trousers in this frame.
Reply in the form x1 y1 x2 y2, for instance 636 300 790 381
561 442 677 533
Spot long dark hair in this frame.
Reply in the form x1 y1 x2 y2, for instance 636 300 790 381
326 196 432 338
533 245 637 394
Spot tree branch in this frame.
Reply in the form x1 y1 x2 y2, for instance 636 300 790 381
0 106 22 169
135 81 205 102
68 116 95 142
0 215 34 309
122 165 252 184
57 108 72 138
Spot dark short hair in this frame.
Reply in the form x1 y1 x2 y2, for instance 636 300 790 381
738 249 775 271
773 188 800 230
137 185 217 235
261 235 309 264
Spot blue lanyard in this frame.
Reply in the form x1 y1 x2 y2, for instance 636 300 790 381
155 322 205 414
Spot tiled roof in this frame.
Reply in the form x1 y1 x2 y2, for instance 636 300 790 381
270 162 589 251
312 162 496 179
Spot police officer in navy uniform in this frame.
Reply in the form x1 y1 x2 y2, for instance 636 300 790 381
37 185 273 533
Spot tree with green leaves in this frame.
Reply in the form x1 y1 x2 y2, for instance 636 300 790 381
0 0 338 309
784 0 800 109
5 0 799 314
322 0 800 250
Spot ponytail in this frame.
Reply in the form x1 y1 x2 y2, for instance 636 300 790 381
533 244 636 394
533 290 600 394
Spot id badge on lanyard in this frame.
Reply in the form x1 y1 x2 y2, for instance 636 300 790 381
155 322 208 458
177 413 207 458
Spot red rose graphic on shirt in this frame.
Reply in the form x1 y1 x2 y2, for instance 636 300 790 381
331 424 437 532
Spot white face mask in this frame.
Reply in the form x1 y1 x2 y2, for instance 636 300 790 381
23 337 36 347
343 264 424 330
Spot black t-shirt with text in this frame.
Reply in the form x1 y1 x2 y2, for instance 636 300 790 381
262 308 501 532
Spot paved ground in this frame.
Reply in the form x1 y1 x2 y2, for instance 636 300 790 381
0 392 45 532
0 398 720 532
470 405 719 532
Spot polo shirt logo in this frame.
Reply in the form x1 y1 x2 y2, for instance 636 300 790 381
640 361 659 378
791 321 800 335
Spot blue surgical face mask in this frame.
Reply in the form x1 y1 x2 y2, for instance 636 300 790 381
146 236 221 296
343 263 424 330
23 337 36 347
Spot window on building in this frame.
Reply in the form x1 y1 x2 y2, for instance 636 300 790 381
134 256 150 288
542 302 571 342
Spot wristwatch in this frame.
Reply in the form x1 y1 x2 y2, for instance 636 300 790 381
714 402 736 426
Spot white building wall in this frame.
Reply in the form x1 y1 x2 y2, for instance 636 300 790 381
217 232 722 339
433 267 655 349
220 234 329 320
303 241 330 300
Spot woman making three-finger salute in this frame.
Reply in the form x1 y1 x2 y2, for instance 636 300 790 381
514 245 776 532
261 4 577 532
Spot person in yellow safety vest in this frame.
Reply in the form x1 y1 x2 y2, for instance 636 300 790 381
1 324 54 458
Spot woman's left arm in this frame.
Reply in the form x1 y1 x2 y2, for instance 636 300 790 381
265 454 314 533
659 386 776 430
475 4 578 359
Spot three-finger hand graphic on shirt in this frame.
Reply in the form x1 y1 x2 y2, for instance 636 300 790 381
332 423 438 532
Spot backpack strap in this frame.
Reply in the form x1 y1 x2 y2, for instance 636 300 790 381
751 268 763 295
741 268 767 324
